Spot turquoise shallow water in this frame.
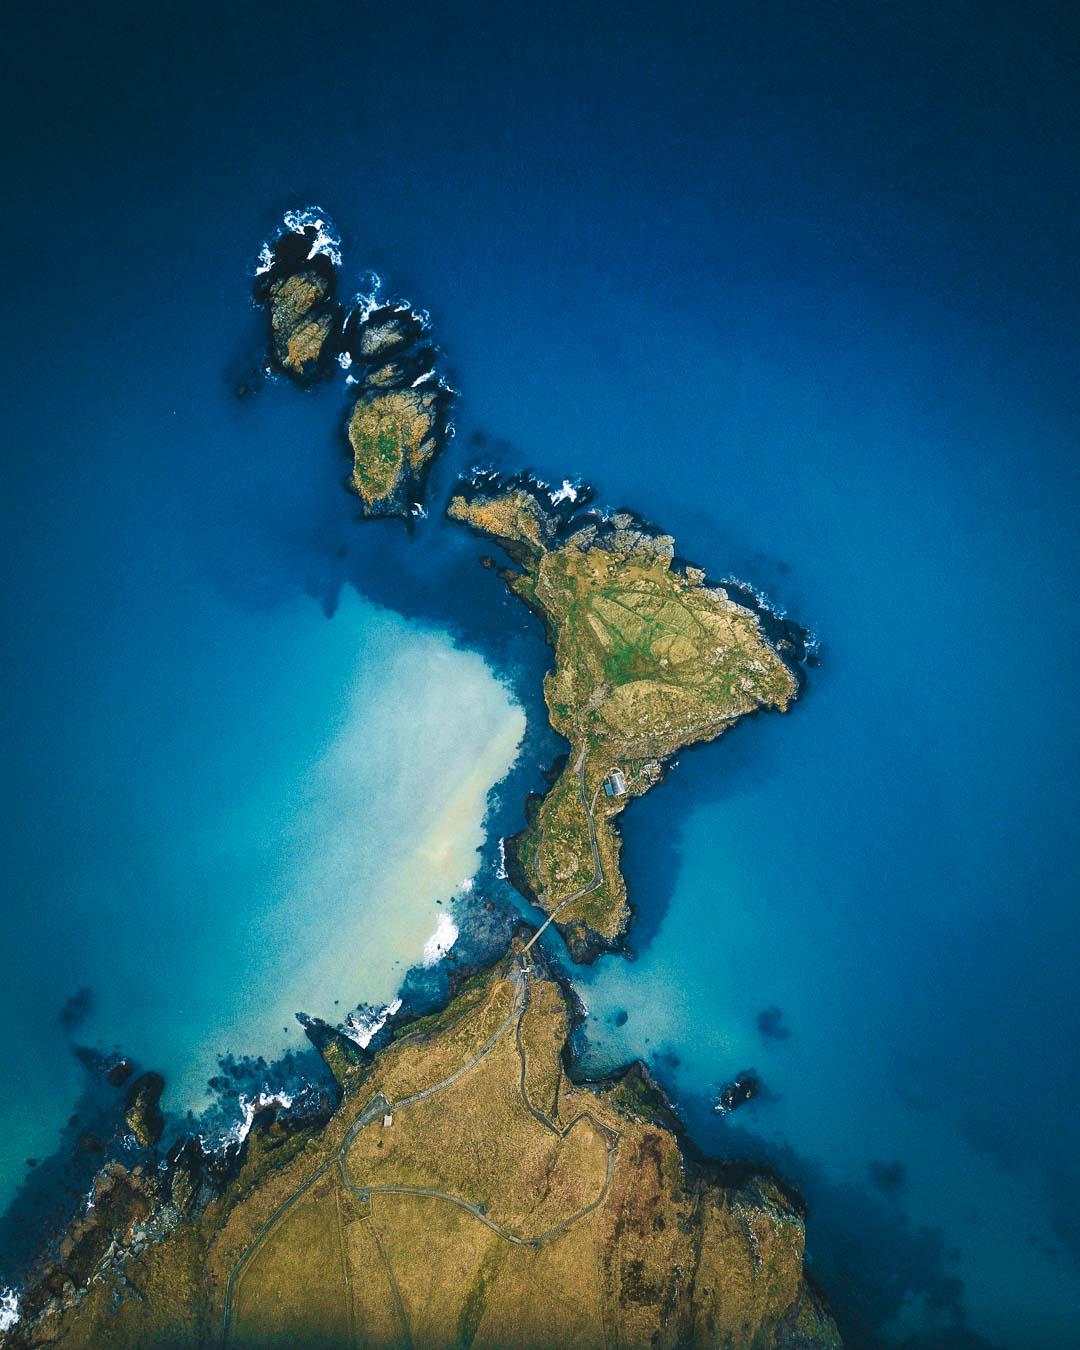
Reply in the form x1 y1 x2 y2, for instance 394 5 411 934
3 4 1079 1346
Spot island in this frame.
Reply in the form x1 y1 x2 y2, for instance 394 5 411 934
448 479 801 961
6 938 838 1348
255 220 452 519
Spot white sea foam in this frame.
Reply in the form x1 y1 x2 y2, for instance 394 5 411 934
720 574 788 620
254 242 275 275
337 351 353 370
227 1091 295 1148
282 207 342 266
350 274 384 324
549 479 579 505
459 877 474 894
423 912 459 967
411 369 436 388
495 837 508 879
342 998 403 1049
0 1288 19 1332
345 373 359 386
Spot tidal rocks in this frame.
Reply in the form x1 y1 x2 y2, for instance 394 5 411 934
106 1056 133 1088
123 1071 165 1147
12 1163 158 1333
716 1069 765 1115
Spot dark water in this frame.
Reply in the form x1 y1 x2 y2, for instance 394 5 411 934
2 4 1079 1345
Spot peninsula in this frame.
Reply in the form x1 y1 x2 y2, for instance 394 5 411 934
6 940 837 1348
449 480 800 961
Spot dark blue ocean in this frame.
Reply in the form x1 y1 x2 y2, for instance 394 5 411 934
2 4 1078 1345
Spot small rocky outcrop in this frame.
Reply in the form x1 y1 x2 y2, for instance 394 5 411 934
268 269 335 377
123 1071 165 1147
254 222 341 382
105 1056 133 1087
716 1068 765 1115
346 384 449 516
340 300 451 518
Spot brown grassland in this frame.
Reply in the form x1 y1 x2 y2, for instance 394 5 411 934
18 944 837 1348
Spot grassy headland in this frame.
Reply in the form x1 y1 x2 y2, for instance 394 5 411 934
448 484 799 960
9 942 837 1349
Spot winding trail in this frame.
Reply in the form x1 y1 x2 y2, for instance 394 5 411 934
221 955 619 1346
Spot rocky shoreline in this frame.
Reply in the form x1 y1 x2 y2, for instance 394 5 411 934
0 216 833 1346
2 932 838 1348
448 469 812 963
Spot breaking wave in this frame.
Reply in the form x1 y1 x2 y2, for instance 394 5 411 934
342 998 403 1049
423 913 459 967
282 207 342 266
254 205 343 276
0 1288 19 1333
224 1090 296 1148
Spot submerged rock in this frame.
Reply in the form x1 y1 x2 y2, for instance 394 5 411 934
757 1004 791 1040
123 1071 165 1147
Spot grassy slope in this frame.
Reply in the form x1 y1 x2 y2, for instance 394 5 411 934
449 491 797 953
23 946 837 1349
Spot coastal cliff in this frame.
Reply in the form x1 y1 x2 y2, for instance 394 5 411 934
3 939 838 1349
448 479 802 961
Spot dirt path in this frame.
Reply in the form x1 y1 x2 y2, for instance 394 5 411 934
221 957 618 1346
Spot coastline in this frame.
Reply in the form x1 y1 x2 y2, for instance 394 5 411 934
448 467 815 963
0 222 828 1345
